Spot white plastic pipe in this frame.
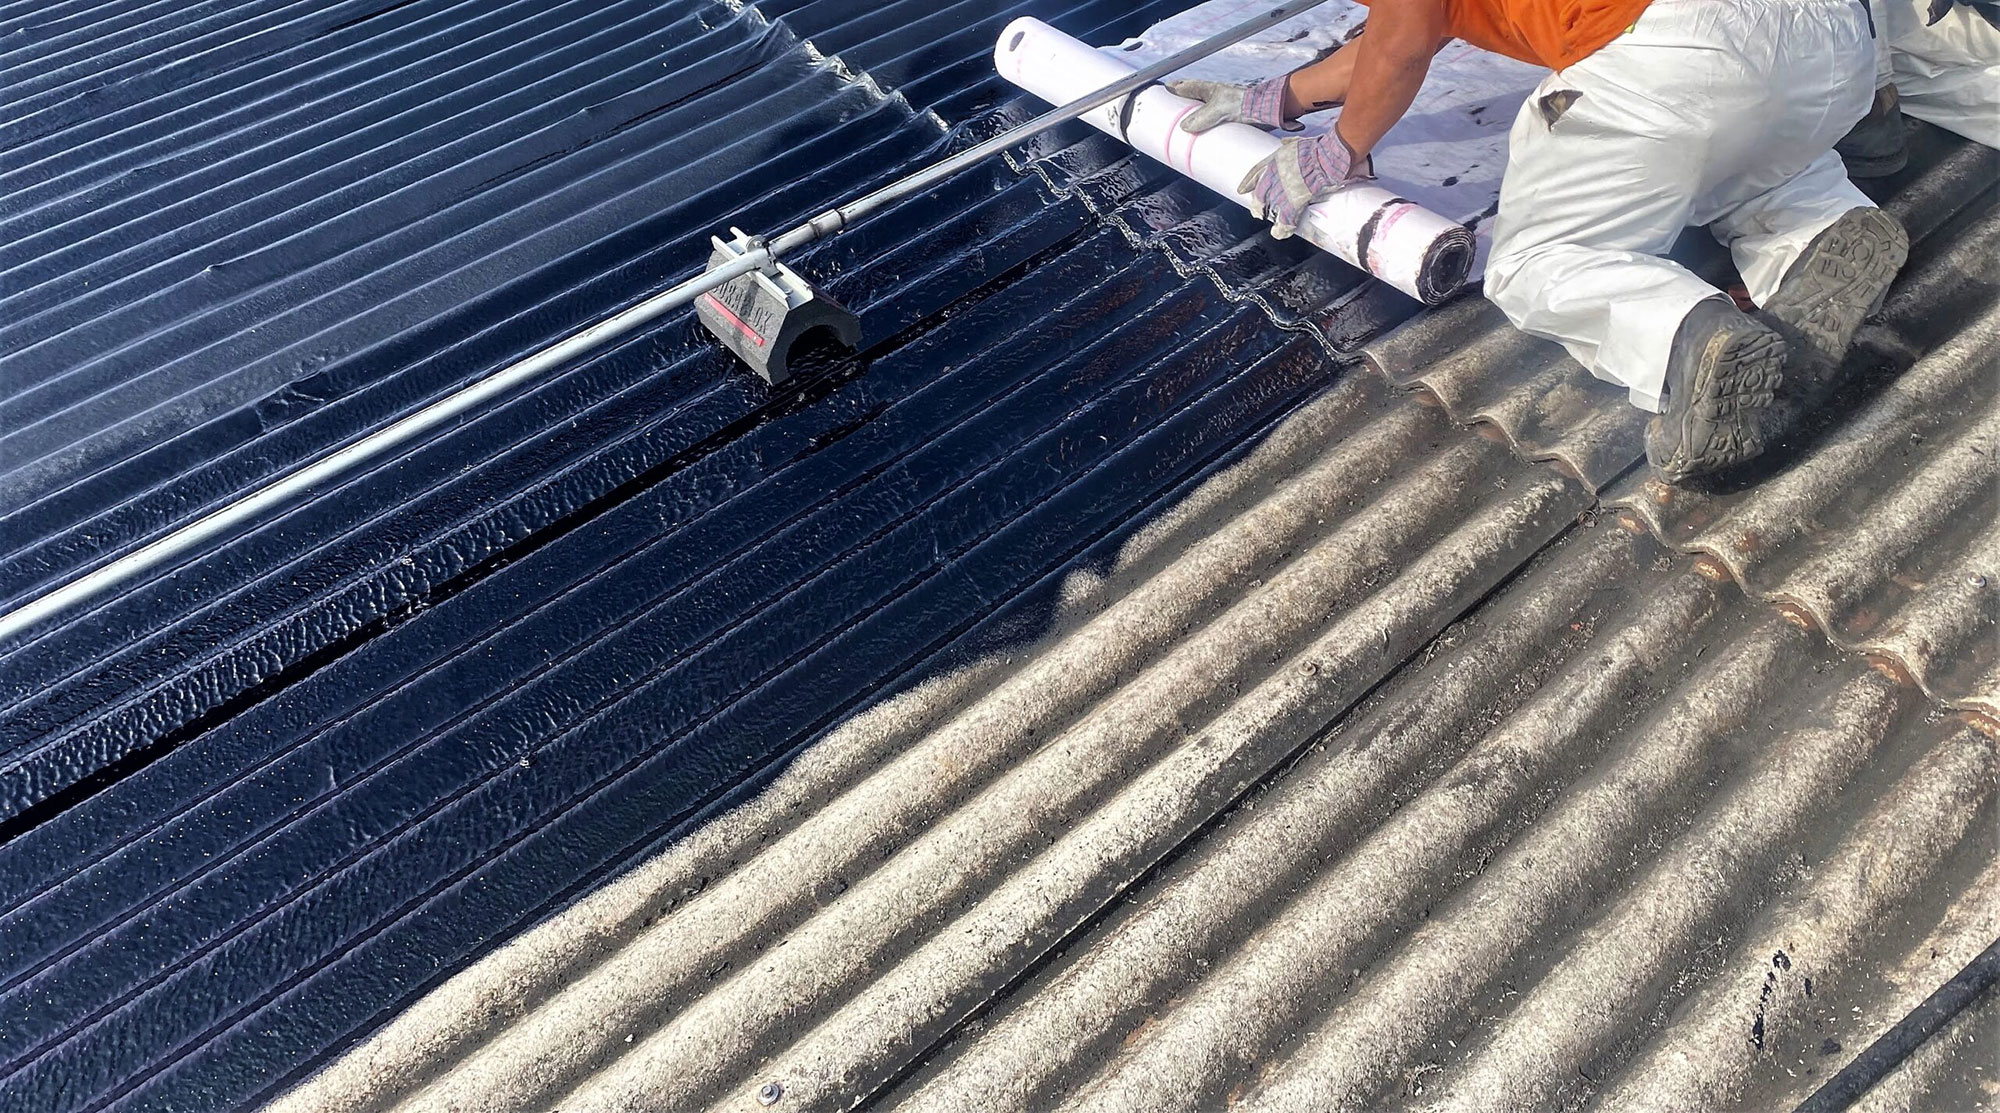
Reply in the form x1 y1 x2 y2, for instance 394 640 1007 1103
994 17 1473 304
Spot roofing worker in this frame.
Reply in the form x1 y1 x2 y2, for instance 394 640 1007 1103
1167 0 1911 482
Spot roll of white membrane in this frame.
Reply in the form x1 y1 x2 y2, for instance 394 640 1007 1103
994 16 1474 304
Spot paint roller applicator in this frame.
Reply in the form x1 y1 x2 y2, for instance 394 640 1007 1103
994 17 1474 305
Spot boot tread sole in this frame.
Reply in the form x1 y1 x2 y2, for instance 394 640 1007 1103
1764 208 1910 361
1649 324 1786 481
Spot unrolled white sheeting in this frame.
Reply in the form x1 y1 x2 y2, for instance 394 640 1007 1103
1106 0 1550 278
995 17 1477 303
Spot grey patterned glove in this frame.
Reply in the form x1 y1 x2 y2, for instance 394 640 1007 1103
1238 129 1371 239
1164 75 1303 133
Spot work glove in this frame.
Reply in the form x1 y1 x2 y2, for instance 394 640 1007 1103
1164 75 1302 133
1237 129 1371 239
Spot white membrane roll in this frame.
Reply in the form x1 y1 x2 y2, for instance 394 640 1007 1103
994 17 1474 304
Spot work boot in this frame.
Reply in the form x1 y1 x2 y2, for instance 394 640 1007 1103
1645 297 1788 483
1751 207 1910 437
1836 85 1909 179
1761 207 1909 364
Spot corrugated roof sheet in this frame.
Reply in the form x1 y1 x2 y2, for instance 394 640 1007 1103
268 367 1597 1113
1607 194 2000 719
2 1 1325 1107
1354 122 2000 720
269 454 1996 1113
892 524 1994 1113
5 0 1995 1107
264 113 1999 1113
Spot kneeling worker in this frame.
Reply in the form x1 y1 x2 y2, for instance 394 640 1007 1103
1169 0 1910 482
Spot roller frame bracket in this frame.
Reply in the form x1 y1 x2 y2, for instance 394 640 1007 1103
695 227 861 384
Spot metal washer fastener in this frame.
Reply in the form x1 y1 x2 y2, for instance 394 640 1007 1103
757 1081 785 1106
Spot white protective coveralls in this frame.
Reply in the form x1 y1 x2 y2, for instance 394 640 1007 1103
1873 0 2000 148
1482 0 1877 412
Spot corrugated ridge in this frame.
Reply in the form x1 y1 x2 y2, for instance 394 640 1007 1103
891 520 1996 1113
263 371 1593 1112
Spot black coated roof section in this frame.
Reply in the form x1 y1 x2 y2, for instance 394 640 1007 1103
0 0 1410 1107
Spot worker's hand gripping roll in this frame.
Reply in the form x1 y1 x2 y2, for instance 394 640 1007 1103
994 17 1472 305
1238 131 1373 240
1163 76 1304 132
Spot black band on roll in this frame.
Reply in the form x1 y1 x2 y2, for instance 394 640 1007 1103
1344 194 1473 306
1117 81 1163 143
1351 198 1402 280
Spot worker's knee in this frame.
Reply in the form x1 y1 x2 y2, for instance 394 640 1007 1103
1481 244 1535 320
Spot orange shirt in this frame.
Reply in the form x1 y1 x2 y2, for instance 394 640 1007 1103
1360 0 1654 70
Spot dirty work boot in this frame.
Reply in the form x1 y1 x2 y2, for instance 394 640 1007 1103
1836 85 1909 179
1761 207 1909 364
1645 297 1788 483
1750 207 1910 438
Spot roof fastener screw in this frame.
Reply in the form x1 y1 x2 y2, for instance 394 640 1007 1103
1971 574 1989 588
1298 661 1319 676
757 1082 784 1106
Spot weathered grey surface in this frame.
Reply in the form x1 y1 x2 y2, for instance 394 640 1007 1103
1361 124 2000 716
1847 988 1999 1113
1779 857 2000 1113
1363 291 1642 487
267 372 1593 1113
1363 122 1999 499
897 522 1996 1113
268 420 1996 1113
265 124 2000 1113
1609 193 2000 718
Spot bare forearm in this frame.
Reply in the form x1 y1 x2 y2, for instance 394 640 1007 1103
1280 29 1450 135
1326 0 1447 157
1282 37 1362 117
1338 41 1428 155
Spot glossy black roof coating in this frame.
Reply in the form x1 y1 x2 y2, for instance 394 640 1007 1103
0 1 1430 1107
